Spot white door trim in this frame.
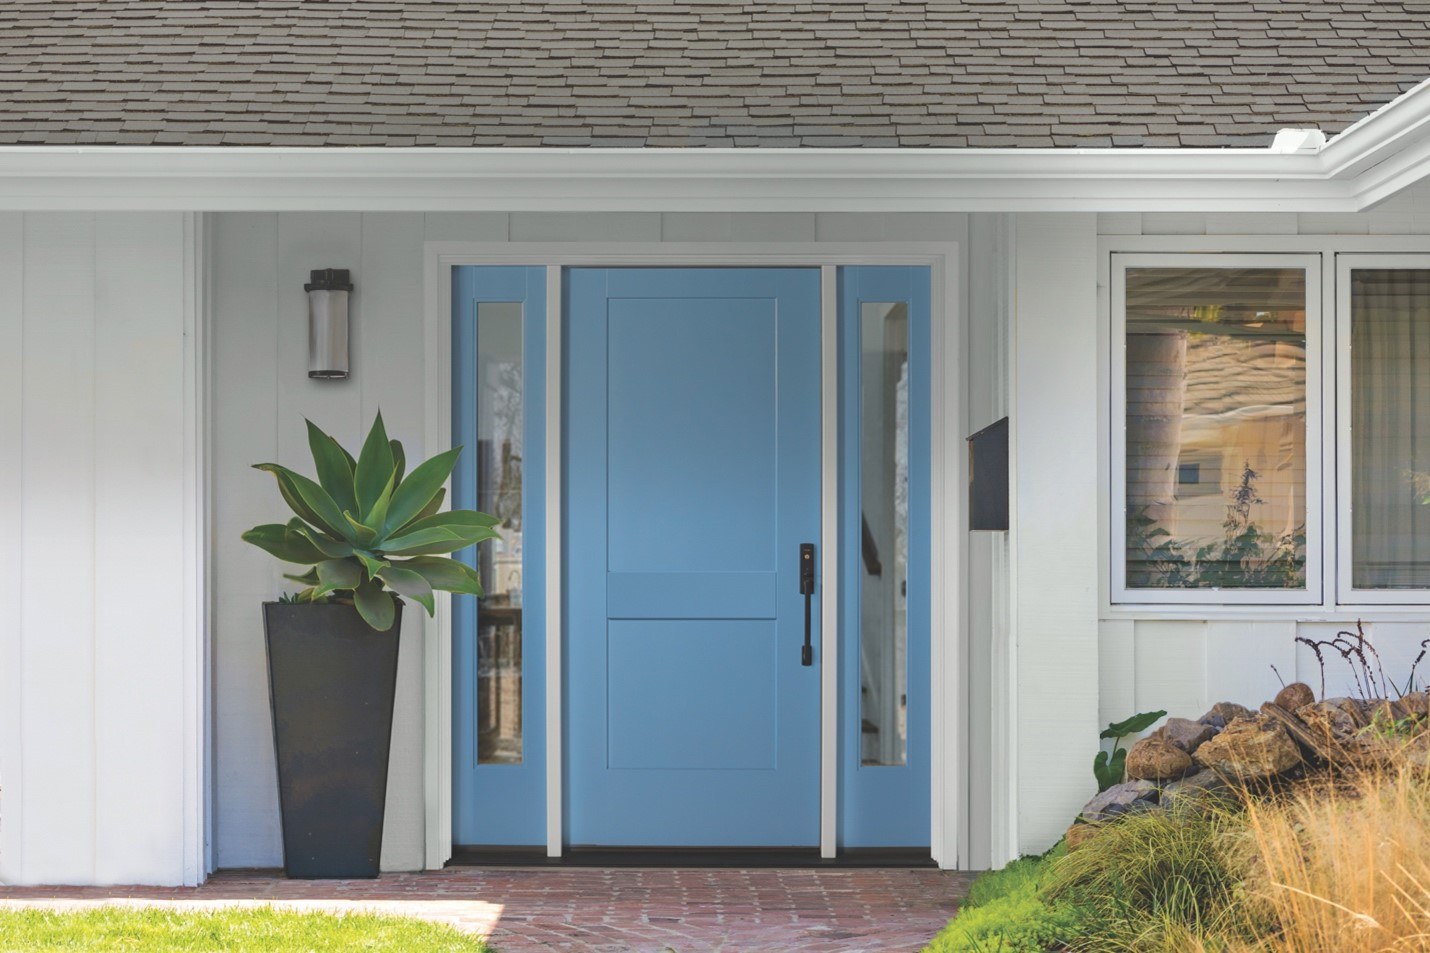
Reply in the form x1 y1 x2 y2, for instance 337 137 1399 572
422 241 965 869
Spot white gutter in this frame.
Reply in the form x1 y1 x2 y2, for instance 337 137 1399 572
0 80 1423 212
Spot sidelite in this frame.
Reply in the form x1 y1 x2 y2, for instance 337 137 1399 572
1122 266 1309 592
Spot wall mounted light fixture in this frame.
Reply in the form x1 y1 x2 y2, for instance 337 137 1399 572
306 268 352 380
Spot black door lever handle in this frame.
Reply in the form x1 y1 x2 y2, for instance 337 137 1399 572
799 543 815 666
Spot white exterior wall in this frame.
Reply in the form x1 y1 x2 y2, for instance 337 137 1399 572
210 211 982 871
0 212 202 887
1085 181 1430 851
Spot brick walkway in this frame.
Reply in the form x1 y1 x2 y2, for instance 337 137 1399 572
0 866 970 952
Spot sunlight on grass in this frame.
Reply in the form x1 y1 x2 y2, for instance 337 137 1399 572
0 906 489 952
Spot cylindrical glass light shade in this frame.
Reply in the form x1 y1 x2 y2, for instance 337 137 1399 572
305 268 352 380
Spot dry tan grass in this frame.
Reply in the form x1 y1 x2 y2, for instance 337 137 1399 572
1222 762 1430 952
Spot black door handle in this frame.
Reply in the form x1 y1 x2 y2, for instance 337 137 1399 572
799 543 815 666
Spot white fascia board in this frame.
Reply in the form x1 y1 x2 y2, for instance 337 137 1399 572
0 145 1352 212
3 84 1430 212
1320 77 1430 207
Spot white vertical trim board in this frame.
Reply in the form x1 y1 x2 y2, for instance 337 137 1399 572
544 264 563 858
0 212 23 885
1012 214 1100 854
819 265 838 859
422 240 455 871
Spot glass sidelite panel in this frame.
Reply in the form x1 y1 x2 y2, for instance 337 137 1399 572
475 302 524 764
860 302 909 766
1351 270 1430 589
1124 268 1308 590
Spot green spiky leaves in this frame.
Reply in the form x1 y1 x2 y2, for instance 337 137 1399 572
243 412 498 631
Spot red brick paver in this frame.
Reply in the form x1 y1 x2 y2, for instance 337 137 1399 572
0 866 970 952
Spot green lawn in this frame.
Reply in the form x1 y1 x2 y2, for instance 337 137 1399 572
0 907 490 952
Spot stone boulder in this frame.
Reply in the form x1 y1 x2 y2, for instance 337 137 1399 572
1065 822 1100 852
1194 714 1301 779
1161 768 1232 809
1125 737 1193 781
1296 700 1359 749
1400 691 1429 717
1152 717 1217 755
1200 701 1255 729
1274 682 1315 711
1079 779 1159 823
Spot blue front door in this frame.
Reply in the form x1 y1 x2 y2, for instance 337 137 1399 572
565 267 823 847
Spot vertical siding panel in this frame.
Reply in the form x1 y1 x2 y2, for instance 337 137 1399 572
362 213 428 870
1098 620 1136 727
1012 214 1100 852
1133 621 1207 721
19 212 97 883
211 213 282 868
0 213 23 883
92 214 188 883
1204 621 1296 710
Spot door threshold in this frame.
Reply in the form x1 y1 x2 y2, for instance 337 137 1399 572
448 846 935 868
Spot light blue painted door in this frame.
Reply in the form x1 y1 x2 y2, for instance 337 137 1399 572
565 267 823 847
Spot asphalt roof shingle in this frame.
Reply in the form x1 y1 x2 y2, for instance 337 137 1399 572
0 1 1428 148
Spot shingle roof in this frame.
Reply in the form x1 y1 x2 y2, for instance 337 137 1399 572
1 1 1428 148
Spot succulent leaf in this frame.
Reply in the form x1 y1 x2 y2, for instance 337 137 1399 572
398 487 446 532
354 412 395 516
306 418 358 514
396 556 484 597
381 523 499 557
376 565 435 615
354 549 388 579
241 522 327 565
364 470 398 537
292 523 355 559
383 446 462 535
253 463 352 541
390 439 406 487
353 580 396 631
316 558 362 591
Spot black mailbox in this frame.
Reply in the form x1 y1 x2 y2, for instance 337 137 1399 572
967 416 1009 531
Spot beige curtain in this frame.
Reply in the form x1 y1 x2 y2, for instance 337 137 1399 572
1351 269 1430 589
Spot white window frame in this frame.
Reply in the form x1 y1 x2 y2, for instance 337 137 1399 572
1336 253 1430 605
1110 252 1324 606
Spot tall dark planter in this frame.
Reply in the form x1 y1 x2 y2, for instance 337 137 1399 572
263 601 402 879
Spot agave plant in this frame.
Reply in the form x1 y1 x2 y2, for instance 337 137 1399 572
242 413 499 631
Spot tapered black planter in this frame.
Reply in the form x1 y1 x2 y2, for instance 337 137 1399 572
263 601 401 879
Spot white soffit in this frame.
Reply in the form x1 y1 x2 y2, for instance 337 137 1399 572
0 80 1426 212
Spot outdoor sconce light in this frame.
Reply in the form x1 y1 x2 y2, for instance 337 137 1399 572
306 268 352 380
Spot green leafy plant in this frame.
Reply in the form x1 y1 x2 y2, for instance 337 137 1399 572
1095 710 1167 792
243 413 499 631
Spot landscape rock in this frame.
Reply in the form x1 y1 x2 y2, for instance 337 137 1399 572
1296 701 1359 747
1274 682 1315 711
1400 691 1429 717
1323 697 1370 727
1153 717 1217 755
1194 714 1302 779
1079 779 1159 822
1161 769 1231 809
1199 701 1255 730
1125 737 1194 781
1064 822 1100 852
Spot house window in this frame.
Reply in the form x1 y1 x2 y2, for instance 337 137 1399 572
1344 262 1430 596
1113 256 1321 603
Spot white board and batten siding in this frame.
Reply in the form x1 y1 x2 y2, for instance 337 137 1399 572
0 212 203 887
1093 184 1430 803
209 211 980 872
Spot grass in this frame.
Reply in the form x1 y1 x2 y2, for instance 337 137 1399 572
924 844 1082 953
1225 764 1430 953
0 906 489 952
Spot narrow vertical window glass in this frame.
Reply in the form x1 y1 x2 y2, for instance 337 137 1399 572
1124 268 1308 590
475 302 524 764
860 301 908 766
1351 269 1430 589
